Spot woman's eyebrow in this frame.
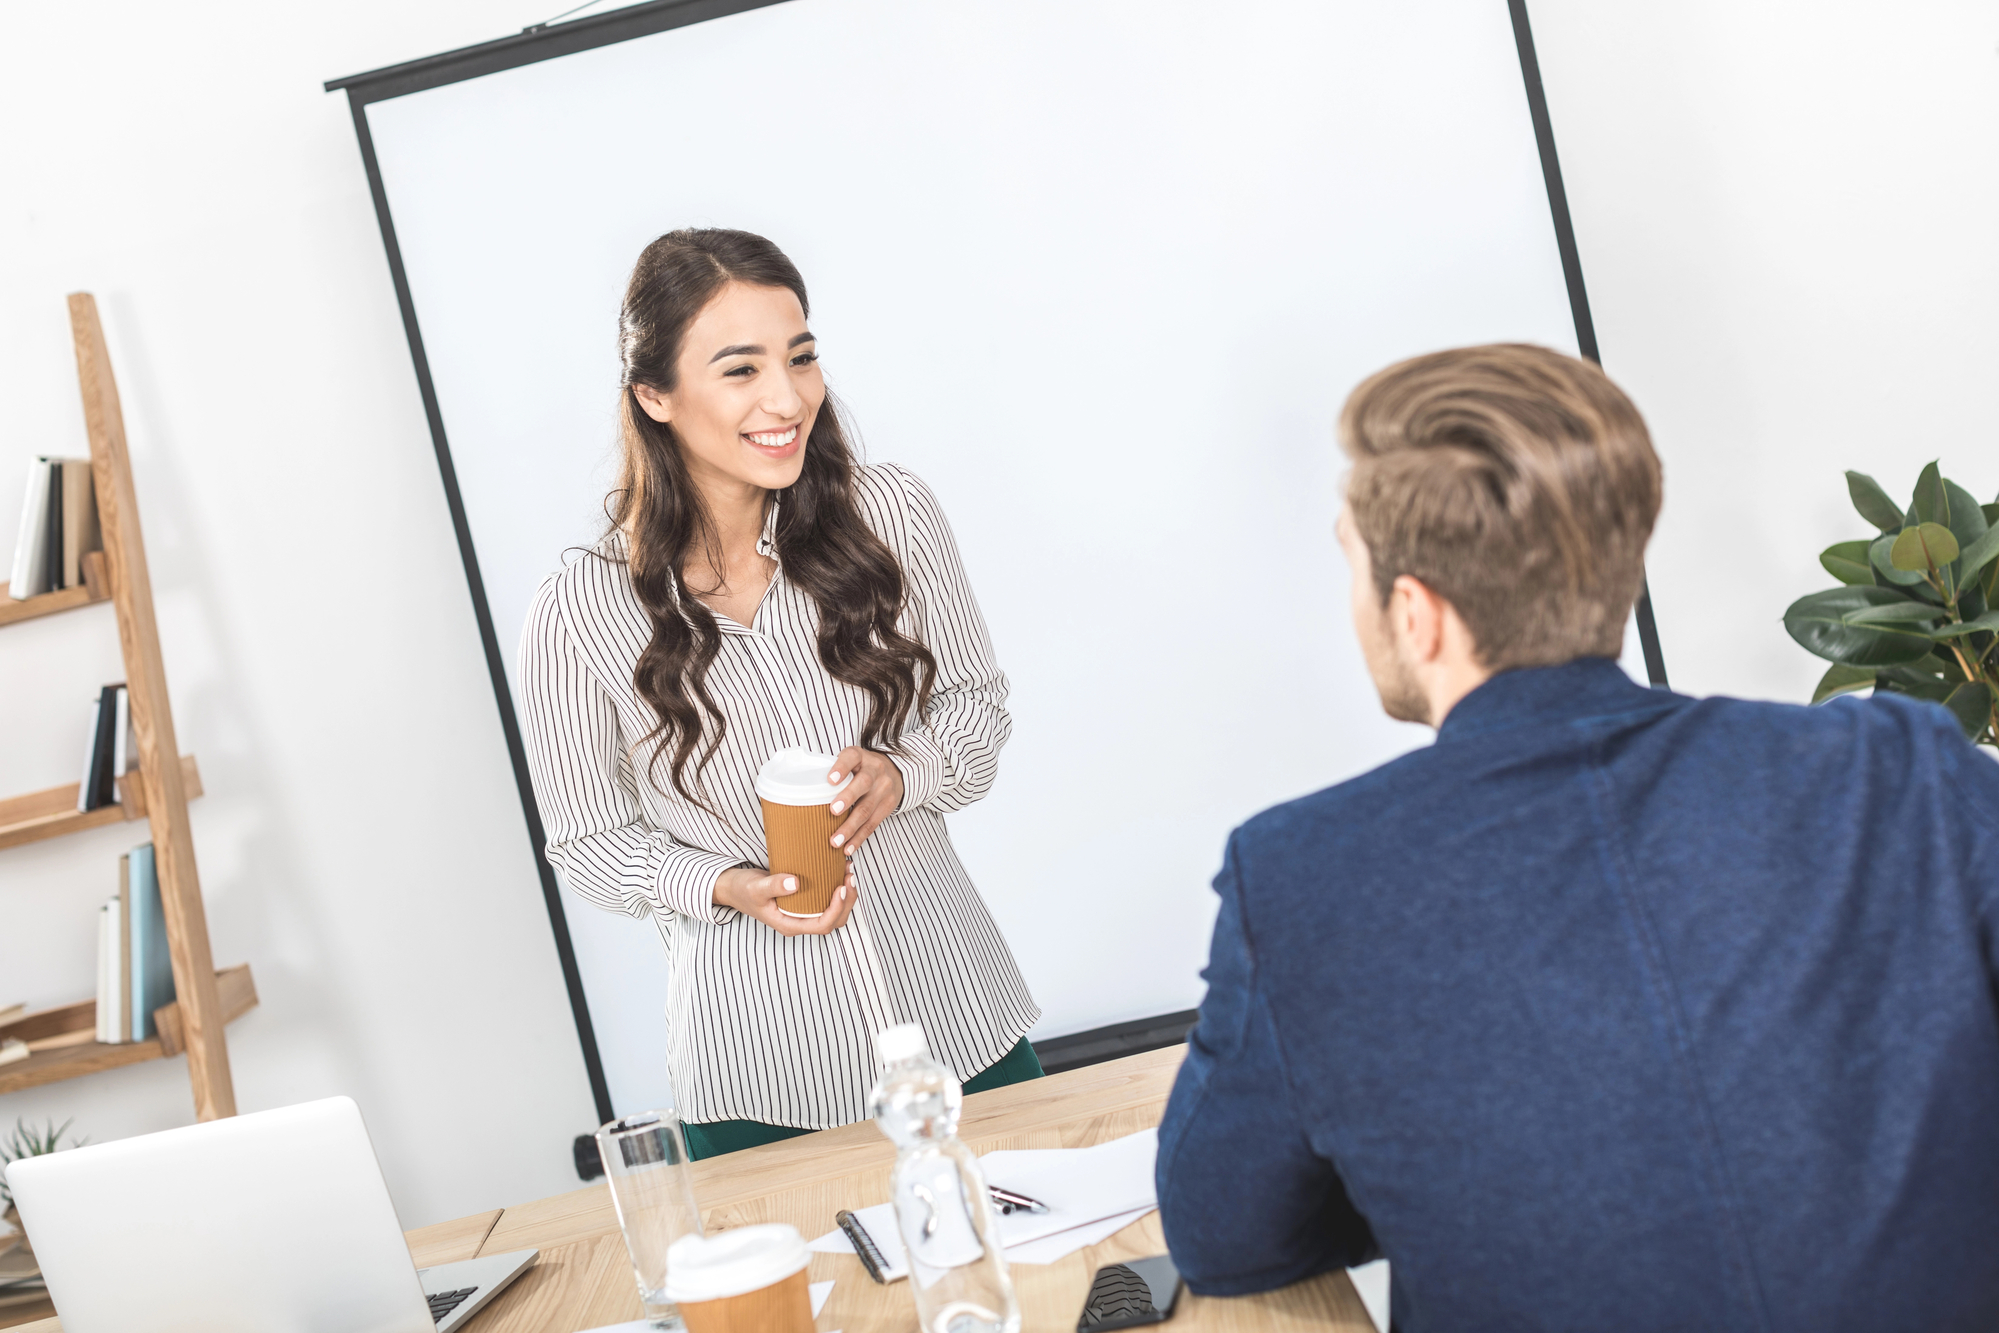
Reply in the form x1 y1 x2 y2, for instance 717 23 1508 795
708 332 813 363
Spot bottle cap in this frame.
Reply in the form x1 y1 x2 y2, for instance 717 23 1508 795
874 1022 928 1064
754 746 855 807
661 1224 808 1303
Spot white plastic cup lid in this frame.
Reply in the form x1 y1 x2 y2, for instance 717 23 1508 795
754 746 855 806
875 1022 928 1065
662 1224 808 1303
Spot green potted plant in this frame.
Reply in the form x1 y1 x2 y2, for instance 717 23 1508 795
1784 462 1999 747
1 1117 85 1283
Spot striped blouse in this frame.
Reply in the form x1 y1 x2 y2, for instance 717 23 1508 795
517 462 1040 1128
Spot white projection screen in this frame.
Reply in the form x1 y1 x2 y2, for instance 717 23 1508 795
333 0 1664 1120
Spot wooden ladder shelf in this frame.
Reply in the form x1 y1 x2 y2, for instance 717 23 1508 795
0 295 252 1120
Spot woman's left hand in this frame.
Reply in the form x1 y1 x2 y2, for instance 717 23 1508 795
826 746 904 861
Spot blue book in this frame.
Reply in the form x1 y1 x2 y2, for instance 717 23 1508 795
127 844 175 1040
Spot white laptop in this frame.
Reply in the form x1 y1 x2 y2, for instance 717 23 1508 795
5 1096 535 1333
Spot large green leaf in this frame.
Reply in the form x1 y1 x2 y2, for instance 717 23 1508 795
1819 540 1875 585
1986 502 1999 526
1783 587 1942 666
1845 471 1906 533
1960 523 1999 583
1871 534 1930 586
1811 663 1875 703
1945 479 1990 546
1913 461 1948 525
1845 601 1947 625
1890 522 1960 571
1931 611 1999 639
1943 682 1994 743
1876 664 1957 703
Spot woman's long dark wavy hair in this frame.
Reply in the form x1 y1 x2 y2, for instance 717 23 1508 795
611 228 936 807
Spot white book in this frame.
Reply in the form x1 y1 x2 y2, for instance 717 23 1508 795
113 685 132 793
101 894 126 1045
7 458 53 600
96 901 113 1043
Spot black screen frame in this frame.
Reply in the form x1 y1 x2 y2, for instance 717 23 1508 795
326 0 1669 1128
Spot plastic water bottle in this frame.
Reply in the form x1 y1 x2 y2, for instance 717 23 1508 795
870 1023 1022 1333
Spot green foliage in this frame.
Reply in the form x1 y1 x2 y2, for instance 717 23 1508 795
0 1117 84 1211
1819 540 1874 585
1788 461 1999 747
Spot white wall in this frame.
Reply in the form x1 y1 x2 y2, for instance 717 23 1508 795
1530 0 1999 704
0 1 600 1229
2 0 1993 1230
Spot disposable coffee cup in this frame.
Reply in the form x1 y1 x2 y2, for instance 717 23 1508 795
663 1224 814 1333
755 747 854 918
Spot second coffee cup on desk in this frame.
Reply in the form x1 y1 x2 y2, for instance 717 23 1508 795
664 1224 816 1333
755 747 854 917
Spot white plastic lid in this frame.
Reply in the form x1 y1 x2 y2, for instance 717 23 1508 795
754 746 854 806
661 1224 808 1303
874 1022 929 1065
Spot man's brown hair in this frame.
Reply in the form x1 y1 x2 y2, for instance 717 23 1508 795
1339 344 1662 669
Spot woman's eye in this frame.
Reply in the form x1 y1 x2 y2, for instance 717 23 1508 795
724 364 755 378
790 351 818 367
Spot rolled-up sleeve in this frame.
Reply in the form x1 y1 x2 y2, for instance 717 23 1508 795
886 466 1012 814
517 577 744 925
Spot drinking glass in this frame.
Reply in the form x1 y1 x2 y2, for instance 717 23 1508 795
597 1109 704 1329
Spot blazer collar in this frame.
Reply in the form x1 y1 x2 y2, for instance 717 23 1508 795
1436 658 1670 743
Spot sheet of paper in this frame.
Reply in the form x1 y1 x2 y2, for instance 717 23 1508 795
1349 1259 1389 1333
811 1279 834 1315
1003 1205 1154 1264
810 1128 1160 1280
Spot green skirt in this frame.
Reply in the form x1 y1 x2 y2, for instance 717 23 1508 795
681 1036 1044 1161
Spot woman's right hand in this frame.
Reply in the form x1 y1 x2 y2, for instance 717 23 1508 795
712 866 859 935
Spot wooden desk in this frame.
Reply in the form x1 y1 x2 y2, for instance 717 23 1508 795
14 1046 1372 1332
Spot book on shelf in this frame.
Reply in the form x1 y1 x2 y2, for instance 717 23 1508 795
77 683 133 814
6 455 100 600
94 845 173 1045
127 844 173 1040
95 893 124 1043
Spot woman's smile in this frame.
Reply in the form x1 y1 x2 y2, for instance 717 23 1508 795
744 422 802 458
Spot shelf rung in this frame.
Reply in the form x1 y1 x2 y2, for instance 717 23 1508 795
0 754 202 853
0 549 110 627
0 963 257 1095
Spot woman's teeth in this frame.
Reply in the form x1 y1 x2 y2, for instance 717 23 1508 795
746 426 798 448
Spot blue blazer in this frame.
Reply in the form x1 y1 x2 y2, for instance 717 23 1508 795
1156 659 1999 1332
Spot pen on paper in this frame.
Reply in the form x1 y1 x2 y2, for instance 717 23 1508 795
988 1185 1049 1215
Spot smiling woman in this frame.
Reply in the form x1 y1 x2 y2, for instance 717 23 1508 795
515 229 1042 1157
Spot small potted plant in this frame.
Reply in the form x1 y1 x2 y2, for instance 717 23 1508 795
1783 462 1998 747
1 1118 85 1290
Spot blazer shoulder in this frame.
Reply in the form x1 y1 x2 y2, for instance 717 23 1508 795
1233 744 1439 863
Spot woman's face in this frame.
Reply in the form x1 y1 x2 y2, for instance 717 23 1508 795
633 280 826 494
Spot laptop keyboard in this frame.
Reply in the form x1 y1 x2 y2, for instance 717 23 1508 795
427 1286 477 1324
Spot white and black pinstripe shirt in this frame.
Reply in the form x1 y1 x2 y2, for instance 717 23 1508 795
518 463 1039 1128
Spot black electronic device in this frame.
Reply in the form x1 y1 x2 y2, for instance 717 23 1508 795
1076 1253 1184 1330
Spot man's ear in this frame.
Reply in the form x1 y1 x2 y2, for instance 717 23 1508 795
632 384 673 424
1391 574 1449 664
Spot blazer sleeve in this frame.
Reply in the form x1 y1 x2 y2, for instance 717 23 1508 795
517 576 745 925
1156 831 1378 1294
883 466 1013 814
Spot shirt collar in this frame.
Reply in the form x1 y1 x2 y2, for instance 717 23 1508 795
756 494 780 560
1435 658 1669 743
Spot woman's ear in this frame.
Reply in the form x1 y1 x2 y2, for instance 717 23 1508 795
632 383 674 424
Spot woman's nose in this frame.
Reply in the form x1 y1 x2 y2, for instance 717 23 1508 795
762 375 804 421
